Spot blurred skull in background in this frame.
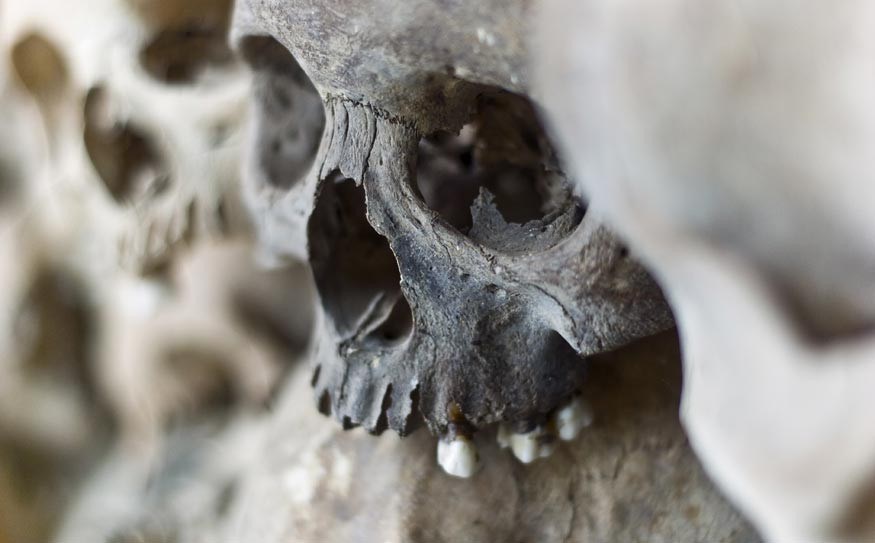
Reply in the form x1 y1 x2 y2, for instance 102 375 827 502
0 0 313 540
535 0 875 540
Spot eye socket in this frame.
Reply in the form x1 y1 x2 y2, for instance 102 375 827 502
83 86 169 204
139 26 235 84
413 89 584 252
238 36 325 191
10 32 68 100
133 0 236 84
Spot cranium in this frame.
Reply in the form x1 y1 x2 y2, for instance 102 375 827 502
2 0 258 271
231 0 673 475
535 0 875 539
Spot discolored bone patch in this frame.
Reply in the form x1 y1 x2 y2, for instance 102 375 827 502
139 27 234 84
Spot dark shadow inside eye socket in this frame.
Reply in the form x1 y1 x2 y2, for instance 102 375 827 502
83 86 168 204
10 32 68 99
140 26 235 84
238 36 326 191
369 295 413 345
14 266 95 398
138 0 236 87
414 90 582 234
308 174 413 346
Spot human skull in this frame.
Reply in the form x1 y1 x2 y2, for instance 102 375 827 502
0 0 311 453
231 0 673 474
2 0 252 270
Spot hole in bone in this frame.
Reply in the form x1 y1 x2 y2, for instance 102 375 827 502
767 269 875 344
239 36 325 190
371 384 393 436
10 32 68 100
317 389 332 416
370 297 413 344
83 86 169 204
415 90 579 234
127 0 232 29
308 173 413 345
230 261 314 355
136 0 235 84
158 348 237 425
404 385 422 436
13 266 95 398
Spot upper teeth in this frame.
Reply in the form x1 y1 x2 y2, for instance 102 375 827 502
554 396 593 442
498 424 555 464
437 436 479 478
495 396 593 465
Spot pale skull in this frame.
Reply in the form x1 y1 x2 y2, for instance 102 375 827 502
0 0 309 453
535 0 875 539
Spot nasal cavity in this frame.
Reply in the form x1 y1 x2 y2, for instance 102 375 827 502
307 174 413 346
83 86 169 204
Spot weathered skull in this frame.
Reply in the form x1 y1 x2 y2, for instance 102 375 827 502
231 0 673 473
535 0 875 539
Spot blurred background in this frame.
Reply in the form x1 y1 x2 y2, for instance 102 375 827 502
0 0 315 540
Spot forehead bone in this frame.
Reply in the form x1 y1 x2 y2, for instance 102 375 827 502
233 0 532 132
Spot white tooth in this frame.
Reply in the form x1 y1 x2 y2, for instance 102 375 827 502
437 437 479 478
555 397 594 442
510 431 539 463
509 427 555 464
